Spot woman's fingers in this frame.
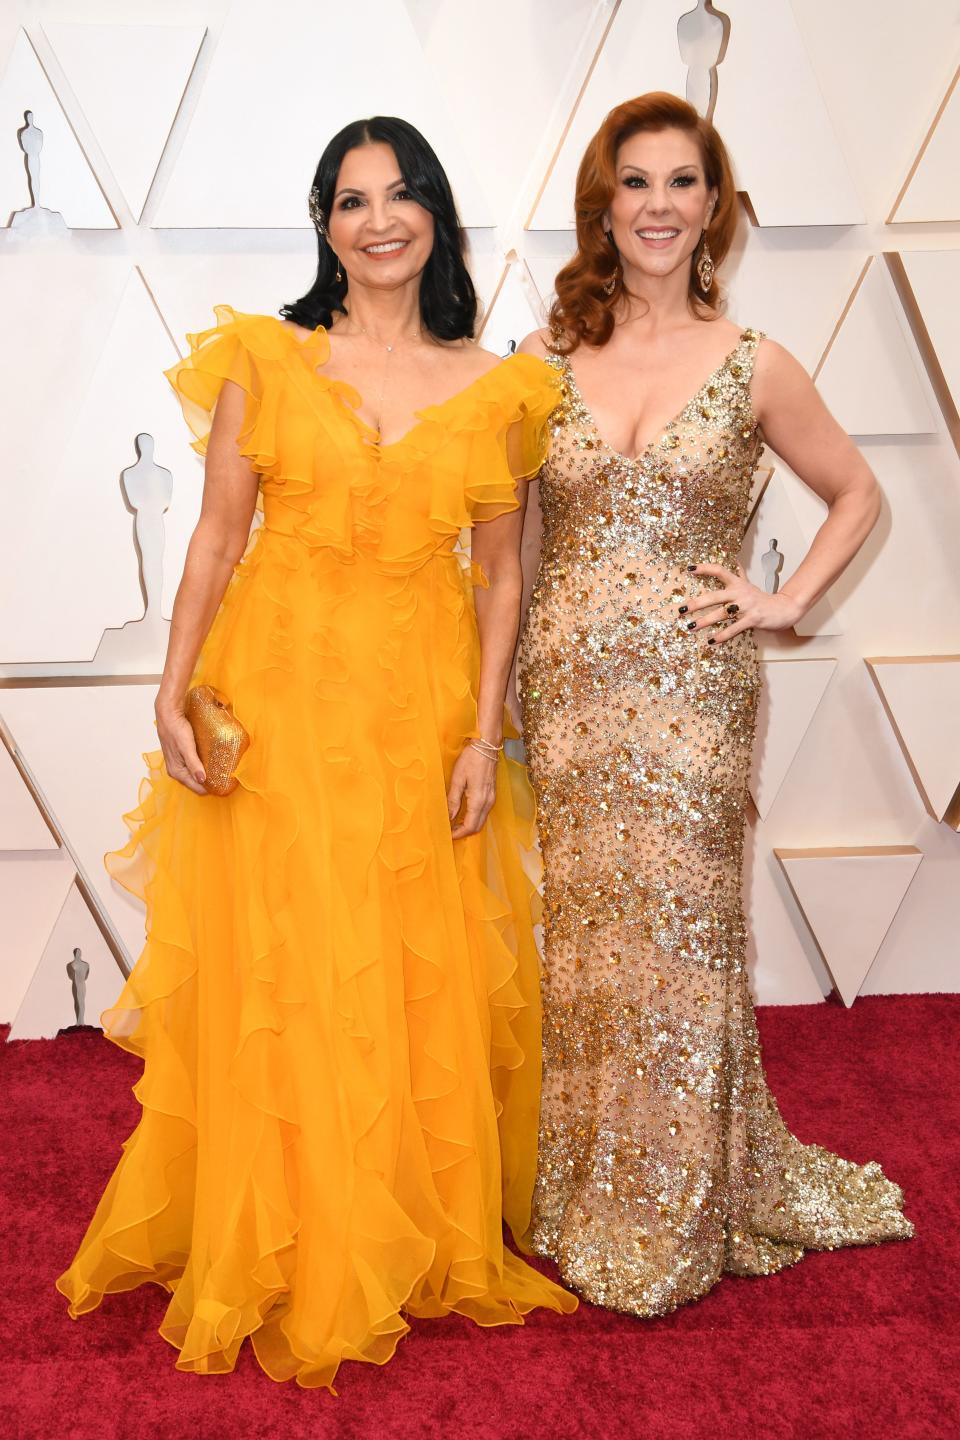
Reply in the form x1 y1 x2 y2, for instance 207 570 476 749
166 747 208 795
680 588 734 616
708 615 753 646
159 721 208 795
452 793 494 838
447 769 467 824
177 728 206 787
689 562 737 585
683 602 731 631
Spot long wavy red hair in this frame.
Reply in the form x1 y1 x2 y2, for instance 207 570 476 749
548 92 739 352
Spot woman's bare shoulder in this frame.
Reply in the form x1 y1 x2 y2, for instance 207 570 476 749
516 329 553 358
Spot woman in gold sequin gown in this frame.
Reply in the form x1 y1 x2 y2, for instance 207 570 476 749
516 94 912 1316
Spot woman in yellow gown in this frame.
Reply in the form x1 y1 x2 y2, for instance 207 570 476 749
57 116 575 1388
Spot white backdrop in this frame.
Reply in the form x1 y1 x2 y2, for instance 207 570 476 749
2 0 959 1038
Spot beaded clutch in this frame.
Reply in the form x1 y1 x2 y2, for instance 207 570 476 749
184 685 249 796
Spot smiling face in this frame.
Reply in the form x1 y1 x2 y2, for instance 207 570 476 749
605 126 717 288
326 141 435 292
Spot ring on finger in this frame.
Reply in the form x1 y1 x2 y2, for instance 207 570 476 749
726 603 739 615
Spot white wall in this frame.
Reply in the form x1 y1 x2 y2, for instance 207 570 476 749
2 0 959 1036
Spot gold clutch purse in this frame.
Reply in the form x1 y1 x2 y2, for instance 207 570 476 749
184 685 249 796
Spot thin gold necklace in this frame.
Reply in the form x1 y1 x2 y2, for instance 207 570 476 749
348 323 423 433
357 323 421 353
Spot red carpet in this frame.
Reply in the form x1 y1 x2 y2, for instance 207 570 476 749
2 993 957 1440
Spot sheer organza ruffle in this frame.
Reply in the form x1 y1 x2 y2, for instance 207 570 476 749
56 311 574 1389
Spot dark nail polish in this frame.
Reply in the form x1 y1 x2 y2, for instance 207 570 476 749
707 637 715 645
686 620 697 631
687 564 697 572
678 605 688 615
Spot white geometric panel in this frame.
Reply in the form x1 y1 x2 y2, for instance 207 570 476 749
715 0 865 226
478 259 545 356
403 0 605 221
896 250 960 418
152 0 492 228
750 659 836 819
141 252 317 357
0 737 56 849
816 258 936 437
42 21 206 221
890 66 960 223
742 470 840 637
0 267 192 662
725 223 864 375
525 243 576 311
9 881 121 1040
776 847 923 1006
0 684 158 965
0 253 128 479
0 851 76 1024
529 1 687 230
0 29 115 227
866 656 960 826
790 0 960 225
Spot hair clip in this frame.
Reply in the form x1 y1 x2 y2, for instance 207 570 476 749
308 186 326 233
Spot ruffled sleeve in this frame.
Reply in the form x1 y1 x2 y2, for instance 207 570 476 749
463 354 560 525
164 304 330 465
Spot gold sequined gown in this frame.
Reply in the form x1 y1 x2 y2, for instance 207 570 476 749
518 329 912 1315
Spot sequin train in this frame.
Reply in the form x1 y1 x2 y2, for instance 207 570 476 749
518 330 913 1315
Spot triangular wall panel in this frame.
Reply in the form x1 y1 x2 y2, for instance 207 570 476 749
529 1 685 229
816 258 935 436
714 0 864 226
478 259 545 356
866 656 960 826
0 738 56 850
10 881 120 1040
0 268 191 663
750 659 837 819
42 21 206 221
0 684 158 965
776 847 923 1006
153 0 492 227
890 67 960 223
726 226 864 375
0 852 76 1024
0 29 115 227
896 250 960 419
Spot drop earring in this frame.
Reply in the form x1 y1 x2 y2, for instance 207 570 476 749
697 238 715 293
601 229 619 296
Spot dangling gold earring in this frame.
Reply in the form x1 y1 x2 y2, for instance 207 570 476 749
334 255 343 284
697 238 715 293
601 230 618 295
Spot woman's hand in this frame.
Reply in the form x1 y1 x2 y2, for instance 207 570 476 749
447 744 498 838
156 702 208 795
680 563 804 646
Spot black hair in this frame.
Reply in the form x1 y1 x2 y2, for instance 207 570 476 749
280 116 477 341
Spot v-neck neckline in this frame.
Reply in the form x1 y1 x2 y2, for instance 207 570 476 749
281 318 523 453
559 331 754 465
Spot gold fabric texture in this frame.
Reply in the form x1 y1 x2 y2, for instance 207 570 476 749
518 330 913 1316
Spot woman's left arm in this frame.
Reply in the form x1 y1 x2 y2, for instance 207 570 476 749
446 495 528 838
684 339 881 644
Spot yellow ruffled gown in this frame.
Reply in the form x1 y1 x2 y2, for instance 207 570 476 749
57 308 576 1388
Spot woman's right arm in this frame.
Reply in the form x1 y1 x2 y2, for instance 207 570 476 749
155 380 259 794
